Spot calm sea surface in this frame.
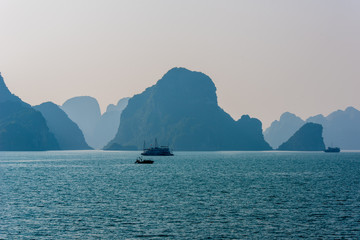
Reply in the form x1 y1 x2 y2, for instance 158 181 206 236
1 151 360 239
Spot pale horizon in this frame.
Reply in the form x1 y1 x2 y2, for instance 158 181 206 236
1 0 359 128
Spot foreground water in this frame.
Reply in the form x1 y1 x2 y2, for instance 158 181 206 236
1 151 360 239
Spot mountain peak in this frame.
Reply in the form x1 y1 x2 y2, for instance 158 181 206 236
280 112 302 121
264 111 305 149
106 97 130 113
0 73 24 104
159 67 216 88
164 67 194 76
0 72 10 94
345 106 359 113
63 96 99 106
154 67 218 107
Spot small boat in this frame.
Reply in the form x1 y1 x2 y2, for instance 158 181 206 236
324 147 340 153
135 156 154 164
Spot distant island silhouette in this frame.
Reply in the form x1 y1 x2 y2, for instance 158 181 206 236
61 96 129 149
61 96 102 148
265 107 360 150
307 107 360 150
264 112 305 149
105 67 271 151
92 97 129 149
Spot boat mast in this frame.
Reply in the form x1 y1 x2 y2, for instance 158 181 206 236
155 138 158 148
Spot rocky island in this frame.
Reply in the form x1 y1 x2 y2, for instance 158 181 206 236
105 67 271 151
277 122 325 151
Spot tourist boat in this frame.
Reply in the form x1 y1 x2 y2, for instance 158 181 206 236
135 156 154 164
324 147 340 153
141 138 174 156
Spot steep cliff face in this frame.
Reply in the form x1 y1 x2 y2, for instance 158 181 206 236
0 73 59 151
34 102 92 150
105 68 271 151
277 123 325 151
264 112 305 149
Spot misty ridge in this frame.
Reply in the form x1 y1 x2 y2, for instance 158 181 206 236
61 96 129 149
265 107 360 150
0 68 359 151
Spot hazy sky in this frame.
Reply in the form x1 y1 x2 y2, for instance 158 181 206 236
1 0 359 128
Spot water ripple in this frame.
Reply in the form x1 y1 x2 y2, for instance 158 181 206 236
1 151 360 239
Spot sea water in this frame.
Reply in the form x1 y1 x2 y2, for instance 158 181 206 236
1 151 360 239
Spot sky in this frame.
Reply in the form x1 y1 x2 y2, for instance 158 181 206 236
0 0 359 128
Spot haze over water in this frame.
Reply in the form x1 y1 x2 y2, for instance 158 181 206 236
1 151 360 239
1 0 360 127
